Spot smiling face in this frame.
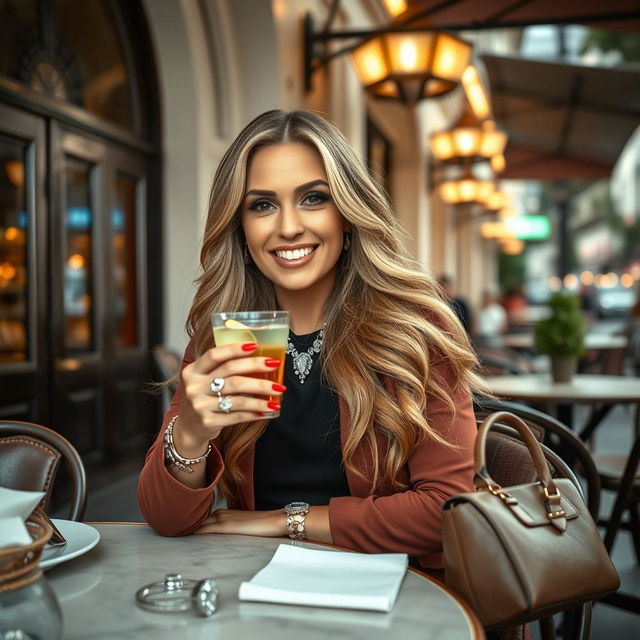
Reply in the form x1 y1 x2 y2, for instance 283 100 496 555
241 142 348 303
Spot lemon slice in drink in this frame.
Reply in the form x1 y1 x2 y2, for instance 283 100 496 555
224 318 257 344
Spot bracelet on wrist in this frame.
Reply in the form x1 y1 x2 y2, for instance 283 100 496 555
163 415 212 473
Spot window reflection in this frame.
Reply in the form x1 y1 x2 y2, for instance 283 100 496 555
0 0 134 130
0 137 28 362
113 174 138 348
64 157 93 352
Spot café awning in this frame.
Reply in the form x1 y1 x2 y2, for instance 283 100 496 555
482 54 640 179
403 1 640 34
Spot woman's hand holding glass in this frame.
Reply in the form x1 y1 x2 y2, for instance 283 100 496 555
172 342 284 458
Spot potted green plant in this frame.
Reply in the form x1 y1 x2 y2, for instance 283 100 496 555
534 292 586 383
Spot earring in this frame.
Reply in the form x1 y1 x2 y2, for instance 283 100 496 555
243 244 250 263
343 232 351 251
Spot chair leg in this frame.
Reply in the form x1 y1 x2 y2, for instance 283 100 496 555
578 404 613 442
603 432 640 554
629 502 640 564
539 615 556 640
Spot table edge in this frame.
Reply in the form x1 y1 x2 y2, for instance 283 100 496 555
86 522 485 639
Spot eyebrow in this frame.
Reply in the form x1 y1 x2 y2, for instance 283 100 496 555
244 179 330 199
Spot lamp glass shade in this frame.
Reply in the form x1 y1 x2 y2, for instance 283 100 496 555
382 0 408 16
461 66 491 120
501 238 524 255
375 80 400 98
432 34 472 81
491 154 506 173
452 127 482 156
439 182 460 203
386 33 433 74
481 221 510 239
439 179 493 204
486 190 510 211
499 207 517 220
430 132 455 160
479 130 507 157
351 38 388 86
476 181 495 203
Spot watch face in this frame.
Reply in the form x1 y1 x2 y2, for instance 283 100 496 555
285 501 309 515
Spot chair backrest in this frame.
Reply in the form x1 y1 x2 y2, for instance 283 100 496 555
477 352 529 376
474 397 601 519
0 421 86 521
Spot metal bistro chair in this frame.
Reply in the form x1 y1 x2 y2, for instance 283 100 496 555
597 429 640 614
0 421 87 521
473 399 601 640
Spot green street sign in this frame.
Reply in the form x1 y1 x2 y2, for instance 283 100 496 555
504 215 551 240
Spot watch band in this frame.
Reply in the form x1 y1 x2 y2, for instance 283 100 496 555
284 502 309 540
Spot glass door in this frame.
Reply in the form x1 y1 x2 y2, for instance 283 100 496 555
0 104 47 421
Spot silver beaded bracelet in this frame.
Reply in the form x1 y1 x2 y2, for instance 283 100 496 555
163 415 212 473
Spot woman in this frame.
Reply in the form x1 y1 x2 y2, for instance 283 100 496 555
138 110 481 571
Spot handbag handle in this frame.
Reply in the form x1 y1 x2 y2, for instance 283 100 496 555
474 411 559 502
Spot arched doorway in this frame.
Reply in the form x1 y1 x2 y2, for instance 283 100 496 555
0 0 161 472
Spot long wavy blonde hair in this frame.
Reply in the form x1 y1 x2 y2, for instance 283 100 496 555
188 109 482 497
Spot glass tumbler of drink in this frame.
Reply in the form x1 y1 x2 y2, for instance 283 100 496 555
211 311 289 418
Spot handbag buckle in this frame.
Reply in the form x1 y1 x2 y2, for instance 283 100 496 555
542 484 566 520
487 483 518 505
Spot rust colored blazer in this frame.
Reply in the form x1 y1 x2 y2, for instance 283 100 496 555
137 339 476 569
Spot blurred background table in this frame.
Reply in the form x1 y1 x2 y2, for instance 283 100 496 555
501 334 628 351
47 523 482 640
482 374 640 441
483 374 640 405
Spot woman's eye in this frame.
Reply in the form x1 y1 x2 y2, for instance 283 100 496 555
301 191 330 206
249 199 275 213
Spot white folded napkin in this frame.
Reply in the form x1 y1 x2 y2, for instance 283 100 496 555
0 486 45 549
238 544 408 612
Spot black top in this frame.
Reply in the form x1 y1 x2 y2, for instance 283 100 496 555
253 329 350 510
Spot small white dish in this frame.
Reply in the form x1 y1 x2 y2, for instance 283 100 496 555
40 520 100 570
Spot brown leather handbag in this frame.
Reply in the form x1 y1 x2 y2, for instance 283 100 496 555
441 411 619 630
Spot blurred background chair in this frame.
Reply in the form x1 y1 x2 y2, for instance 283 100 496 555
0 421 86 521
597 430 640 615
477 351 530 377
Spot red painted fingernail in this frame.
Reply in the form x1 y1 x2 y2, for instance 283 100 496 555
242 343 259 351
267 402 281 411
272 383 287 392
265 358 281 367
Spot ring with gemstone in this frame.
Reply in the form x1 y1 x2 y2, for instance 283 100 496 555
210 377 225 393
217 395 233 413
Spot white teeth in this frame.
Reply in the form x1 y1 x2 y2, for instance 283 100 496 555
275 247 314 260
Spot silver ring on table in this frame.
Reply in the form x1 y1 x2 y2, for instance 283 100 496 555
217 394 233 413
135 573 219 617
210 377 225 393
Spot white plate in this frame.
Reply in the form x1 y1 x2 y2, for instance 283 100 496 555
40 520 100 570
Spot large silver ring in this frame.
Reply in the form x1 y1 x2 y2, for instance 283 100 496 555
218 395 233 413
135 573 219 617
210 377 225 393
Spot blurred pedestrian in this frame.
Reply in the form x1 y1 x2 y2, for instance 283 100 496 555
475 287 507 344
437 274 472 337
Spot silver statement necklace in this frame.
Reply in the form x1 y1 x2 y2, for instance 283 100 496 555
286 328 324 384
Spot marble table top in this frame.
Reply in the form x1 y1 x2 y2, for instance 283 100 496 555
46 523 482 640
483 374 640 403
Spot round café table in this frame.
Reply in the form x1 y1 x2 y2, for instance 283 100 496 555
482 374 640 404
46 523 483 640
482 374 640 440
